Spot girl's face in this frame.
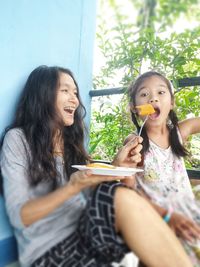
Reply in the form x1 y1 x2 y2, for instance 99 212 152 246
134 75 174 125
56 72 79 126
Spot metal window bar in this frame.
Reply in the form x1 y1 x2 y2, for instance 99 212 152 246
89 76 200 180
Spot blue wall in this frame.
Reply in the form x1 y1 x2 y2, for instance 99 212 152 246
0 0 97 134
0 0 97 265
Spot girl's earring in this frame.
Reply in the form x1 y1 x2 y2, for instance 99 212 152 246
167 117 174 130
129 104 137 114
129 104 138 116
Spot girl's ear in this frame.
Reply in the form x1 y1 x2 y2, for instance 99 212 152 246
129 103 137 113
170 99 175 110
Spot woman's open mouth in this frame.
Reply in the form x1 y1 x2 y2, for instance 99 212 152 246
64 106 75 115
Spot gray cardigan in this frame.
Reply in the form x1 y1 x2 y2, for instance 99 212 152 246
0 128 86 267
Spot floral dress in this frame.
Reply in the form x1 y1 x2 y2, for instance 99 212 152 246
137 139 194 198
136 139 200 266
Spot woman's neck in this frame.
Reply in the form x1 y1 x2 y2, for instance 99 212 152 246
53 131 64 155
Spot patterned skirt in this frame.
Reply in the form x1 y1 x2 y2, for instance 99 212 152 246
31 182 130 267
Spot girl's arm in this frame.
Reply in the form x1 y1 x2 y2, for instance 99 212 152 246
179 117 200 142
149 201 200 242
137 188 200 241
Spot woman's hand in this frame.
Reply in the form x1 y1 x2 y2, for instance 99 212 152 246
69 170 123 192
68 136 143 193
169 212 200 242
112 136 143 168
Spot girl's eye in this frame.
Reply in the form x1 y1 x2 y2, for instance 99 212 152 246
140 92 148 97
159 90 165 94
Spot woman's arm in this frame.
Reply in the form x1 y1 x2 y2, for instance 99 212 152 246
21 178 82 226
113 135 143 167
179 117 200 142
22 168 132 226
2 130 143 227
1 130 120 227
1 130 84 227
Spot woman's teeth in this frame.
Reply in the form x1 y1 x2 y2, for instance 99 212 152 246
64 107 74 114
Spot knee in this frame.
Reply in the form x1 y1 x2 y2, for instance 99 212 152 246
114 187 142 230
114 186 141 208
114 187 154 231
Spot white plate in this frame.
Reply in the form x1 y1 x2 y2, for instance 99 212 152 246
72 165 143 176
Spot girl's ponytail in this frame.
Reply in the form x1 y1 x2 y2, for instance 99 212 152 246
168 110 188 157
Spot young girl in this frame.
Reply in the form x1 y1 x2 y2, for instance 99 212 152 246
126 70 200 265
0 66 192 267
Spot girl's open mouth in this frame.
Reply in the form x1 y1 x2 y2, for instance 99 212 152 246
149 107 160 119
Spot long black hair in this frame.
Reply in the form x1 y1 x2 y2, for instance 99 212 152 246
1 65 89 189
128 71 188 157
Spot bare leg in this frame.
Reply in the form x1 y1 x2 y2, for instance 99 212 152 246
138 261 147 267
115 187 192 267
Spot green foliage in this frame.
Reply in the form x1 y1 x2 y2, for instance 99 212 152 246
89 95 134 160
90 0 200 167
175 88 200 169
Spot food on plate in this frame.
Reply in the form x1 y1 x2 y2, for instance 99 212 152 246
135 104 155 116
86 162 116 169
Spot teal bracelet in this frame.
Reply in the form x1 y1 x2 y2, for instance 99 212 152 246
163 212 171 223
163 207 173 223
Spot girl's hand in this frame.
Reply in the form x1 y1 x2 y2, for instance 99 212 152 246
169 212 200 242
68 170 124 192
113 136 143 168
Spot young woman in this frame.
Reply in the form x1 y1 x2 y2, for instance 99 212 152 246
0 66 193 267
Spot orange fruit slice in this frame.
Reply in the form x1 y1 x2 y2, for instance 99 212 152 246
135 104 155 116
86 163 116 169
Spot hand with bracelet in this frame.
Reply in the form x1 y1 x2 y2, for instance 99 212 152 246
165 211 200 242
163 206 173 223
151 202 200 242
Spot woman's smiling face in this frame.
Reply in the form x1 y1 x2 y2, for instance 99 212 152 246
135 75 174 123
55 72 79 126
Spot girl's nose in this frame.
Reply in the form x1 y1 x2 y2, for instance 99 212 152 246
149 96 158 103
